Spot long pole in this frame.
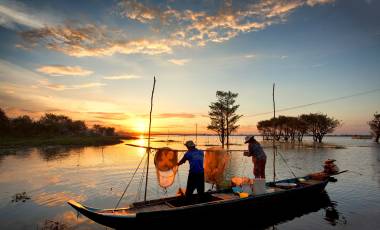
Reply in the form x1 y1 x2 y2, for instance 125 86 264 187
195 123 198 144
272 83 276 183
144 76 156 202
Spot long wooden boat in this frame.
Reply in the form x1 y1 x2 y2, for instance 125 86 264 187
68 175 332 229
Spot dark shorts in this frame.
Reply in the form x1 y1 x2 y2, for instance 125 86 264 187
252 157 266 179
186 172 205 197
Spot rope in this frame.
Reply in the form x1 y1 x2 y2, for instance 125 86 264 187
176 151 184 188
241 153 248 177
114 152 147 210
277 150 297 178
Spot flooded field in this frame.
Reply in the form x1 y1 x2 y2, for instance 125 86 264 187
0 136 379 229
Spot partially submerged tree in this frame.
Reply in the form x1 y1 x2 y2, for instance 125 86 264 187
368 112 380 143
207 91 242 148
256 114 339 143
300 113 340 143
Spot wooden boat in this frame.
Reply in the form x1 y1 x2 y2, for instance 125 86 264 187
68 175 331 229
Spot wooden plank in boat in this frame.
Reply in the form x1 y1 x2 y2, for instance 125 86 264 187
131 203 173 212
212 193 240 200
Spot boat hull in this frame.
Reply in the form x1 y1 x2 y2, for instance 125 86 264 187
68 178 329 229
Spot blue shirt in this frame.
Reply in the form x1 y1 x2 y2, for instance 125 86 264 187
184 149 204 174
248 143 267 160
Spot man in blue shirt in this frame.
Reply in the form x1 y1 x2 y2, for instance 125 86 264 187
178 140 204 198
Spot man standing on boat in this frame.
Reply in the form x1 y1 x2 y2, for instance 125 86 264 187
178 140 205 199
245 136 267 178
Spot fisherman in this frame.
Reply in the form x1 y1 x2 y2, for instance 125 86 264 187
177 140 205 199
245 135 267 178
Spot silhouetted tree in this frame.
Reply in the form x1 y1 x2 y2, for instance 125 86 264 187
368 112 380 143
257 120 272 140
300 113 340 143
11 115 34 137
91 124 115 136
0 108 10 137
295 117 308 142
0 109 118 138
37 114 73 136
207 91 242 147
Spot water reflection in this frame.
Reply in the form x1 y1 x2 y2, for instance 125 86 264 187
324 200 346 226
38 146 85 161
196 192 339 229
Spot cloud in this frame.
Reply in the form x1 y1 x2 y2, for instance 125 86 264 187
18 22 187 57
245 54 256 59
157 113 196 119
103 74 141 80
306 0 335 7
117 0 336 47
0 0 59 30
0 1 44 29
36 65 93 77
168 58 190 66
88 112 129 120
38 79 105 91
14 0 335 57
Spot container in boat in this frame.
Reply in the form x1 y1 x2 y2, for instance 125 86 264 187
252 178 266 195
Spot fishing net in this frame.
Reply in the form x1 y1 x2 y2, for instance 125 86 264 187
204 147 229 186
154 147 178 188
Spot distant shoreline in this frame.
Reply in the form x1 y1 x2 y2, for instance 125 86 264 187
0 135 137 149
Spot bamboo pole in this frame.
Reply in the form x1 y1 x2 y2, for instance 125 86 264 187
144 76 156 202
272 83 276 183
195 123 198 144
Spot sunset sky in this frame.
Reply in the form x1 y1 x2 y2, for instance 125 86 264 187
0 0 379 134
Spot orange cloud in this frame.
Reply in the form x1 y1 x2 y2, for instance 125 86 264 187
39 79 106 91
157 113 196 119
18 22 186 57
36 65 93 77
88 112 130 120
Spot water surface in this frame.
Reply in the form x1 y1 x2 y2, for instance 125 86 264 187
0 136 379 229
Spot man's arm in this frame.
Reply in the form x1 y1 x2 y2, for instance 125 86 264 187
177 154 187 166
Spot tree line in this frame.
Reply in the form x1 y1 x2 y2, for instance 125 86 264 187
0 108 115 138
206 90 344 144
257 114 340 143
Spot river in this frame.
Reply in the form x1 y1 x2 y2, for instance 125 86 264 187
0 136 379 229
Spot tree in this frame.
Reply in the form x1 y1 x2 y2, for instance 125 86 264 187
368 112 380 143
295 117 308 142
207 91 242 148
11 115 34 137
0 108 10 137
300 113 340 143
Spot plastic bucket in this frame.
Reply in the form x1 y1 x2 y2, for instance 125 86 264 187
252 178 266 195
